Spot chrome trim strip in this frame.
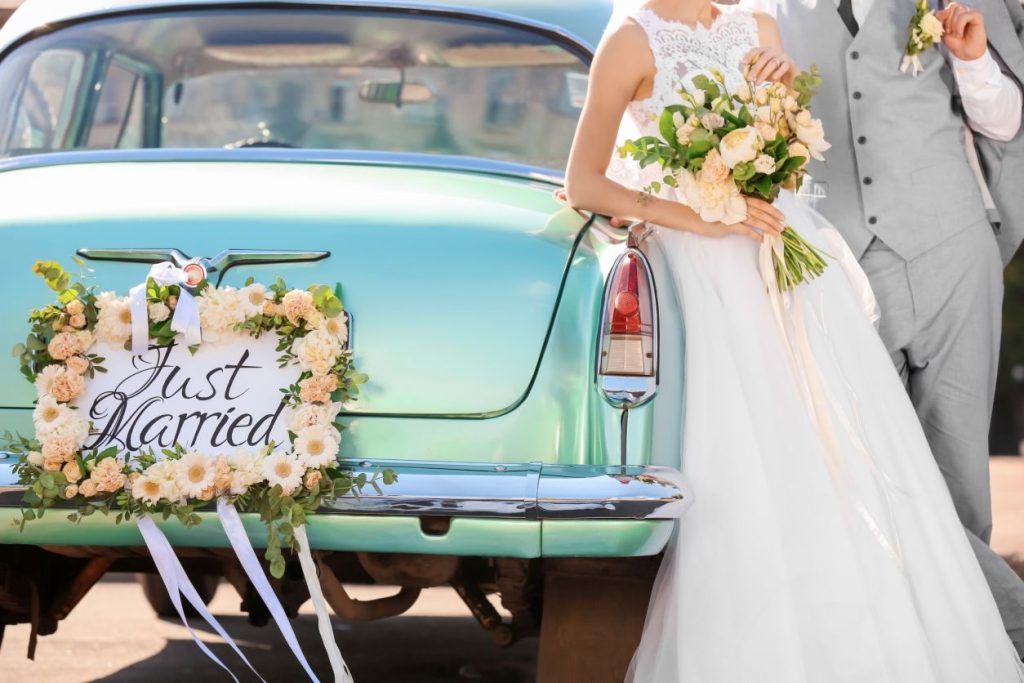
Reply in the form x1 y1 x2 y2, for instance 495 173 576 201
0 149 566 186
77 247 331 275
0 455 688 521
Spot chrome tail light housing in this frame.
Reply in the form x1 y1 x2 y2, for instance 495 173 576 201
597 239 659 408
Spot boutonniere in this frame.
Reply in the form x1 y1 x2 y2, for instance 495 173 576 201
902 0 945 76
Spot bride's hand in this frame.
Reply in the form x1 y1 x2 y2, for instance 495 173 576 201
677 197 786 242
741 46 797 87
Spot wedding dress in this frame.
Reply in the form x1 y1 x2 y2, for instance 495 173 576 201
615 5 1024 682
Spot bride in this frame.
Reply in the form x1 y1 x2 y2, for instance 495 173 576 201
564 1 1024 681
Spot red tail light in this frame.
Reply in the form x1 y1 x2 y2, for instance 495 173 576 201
599 249 655 378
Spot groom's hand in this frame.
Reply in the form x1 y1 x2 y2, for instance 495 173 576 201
937 3 988 62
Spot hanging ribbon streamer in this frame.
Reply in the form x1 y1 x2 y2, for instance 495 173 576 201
759 234 905 569
129 261 203 356
136 515 265 682
295 525 354 683
216 499 321 682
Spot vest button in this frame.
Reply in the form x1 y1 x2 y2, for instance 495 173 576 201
853 91 862 100
868 216 878 225
857 136 867 144
851 51 860 60
863 177 873 185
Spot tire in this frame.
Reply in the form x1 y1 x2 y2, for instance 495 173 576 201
137 572 220 618
536 558 658 683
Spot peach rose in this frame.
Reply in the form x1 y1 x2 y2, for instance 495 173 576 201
213 456 233 494
305 470 323 491
64 484 79 498
66 299 85 316
63 460 82 483
79 479 99 497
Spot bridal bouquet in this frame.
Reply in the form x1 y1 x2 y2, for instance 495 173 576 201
619 66 831 290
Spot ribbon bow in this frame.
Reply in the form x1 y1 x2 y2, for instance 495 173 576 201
129 262 202 356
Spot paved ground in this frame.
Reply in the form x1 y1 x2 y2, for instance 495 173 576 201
1 457 1022 683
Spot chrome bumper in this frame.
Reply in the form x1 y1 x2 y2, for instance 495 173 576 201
0 455 689 521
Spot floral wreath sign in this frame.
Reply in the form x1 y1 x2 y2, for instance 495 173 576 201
5 260 392 682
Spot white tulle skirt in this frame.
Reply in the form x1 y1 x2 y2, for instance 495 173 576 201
628 193 1024 682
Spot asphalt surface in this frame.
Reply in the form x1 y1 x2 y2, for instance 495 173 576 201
0 457 1021 683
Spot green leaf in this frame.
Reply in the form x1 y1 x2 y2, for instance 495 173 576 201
270 556 286 579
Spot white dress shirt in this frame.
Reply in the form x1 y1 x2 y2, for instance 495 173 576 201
838 0 1023 141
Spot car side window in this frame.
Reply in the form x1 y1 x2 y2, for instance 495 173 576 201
87 61 145 149
7 49 84 153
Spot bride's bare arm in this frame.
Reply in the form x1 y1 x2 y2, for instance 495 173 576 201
565 24 784 240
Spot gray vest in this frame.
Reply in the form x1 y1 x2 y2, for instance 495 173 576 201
769 0 990 260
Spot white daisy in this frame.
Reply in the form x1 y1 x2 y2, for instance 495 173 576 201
293 425 340 469
174 452 215 499
261 452 304 495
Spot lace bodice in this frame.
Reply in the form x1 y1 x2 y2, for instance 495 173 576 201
627 6 759 134
609 5 760 191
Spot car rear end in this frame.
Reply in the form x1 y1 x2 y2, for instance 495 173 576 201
0 2 687 679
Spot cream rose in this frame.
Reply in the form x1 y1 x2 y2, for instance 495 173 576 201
788 142 812 168
295 328 342 377
719 127 764 169
920 12 945 42
79 479 99 498
754 155 777 174
700 113 725 131
148 301 171 323
794 111 831 160
66 299 85 316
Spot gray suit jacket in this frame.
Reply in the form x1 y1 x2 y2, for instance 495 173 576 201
970 0 1024 265
750 0 1024 265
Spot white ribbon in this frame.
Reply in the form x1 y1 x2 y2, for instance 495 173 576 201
129 262 202 356
136 515 265 682
216 499 321 682
900 53 924 77
295 525 354 683
759 235 905 569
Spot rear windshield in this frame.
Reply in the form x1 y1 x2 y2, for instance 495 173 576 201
0 8 590 170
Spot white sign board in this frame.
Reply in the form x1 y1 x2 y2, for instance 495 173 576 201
76 334 295 456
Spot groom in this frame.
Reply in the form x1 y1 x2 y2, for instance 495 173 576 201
745 0 1024 656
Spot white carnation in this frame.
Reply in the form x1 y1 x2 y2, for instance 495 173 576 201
34 364 63 398
198 287 248 342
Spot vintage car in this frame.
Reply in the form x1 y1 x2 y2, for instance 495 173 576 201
0 1 688 680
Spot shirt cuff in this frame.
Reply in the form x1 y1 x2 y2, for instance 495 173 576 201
951 49 1004 88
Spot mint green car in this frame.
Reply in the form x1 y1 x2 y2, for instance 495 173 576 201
0 2 688 679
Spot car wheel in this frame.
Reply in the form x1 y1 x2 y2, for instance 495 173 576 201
535 558 659 683
137 572 220 618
